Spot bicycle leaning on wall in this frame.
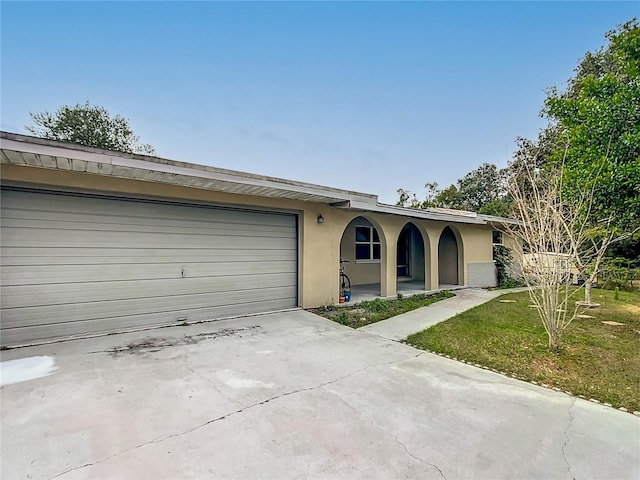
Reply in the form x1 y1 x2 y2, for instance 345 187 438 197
339 259 351 302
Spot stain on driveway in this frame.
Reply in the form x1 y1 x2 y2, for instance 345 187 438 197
94 326 263 357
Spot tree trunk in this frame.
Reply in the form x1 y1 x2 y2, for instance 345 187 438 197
548 333 560 352
585 279 593 305
547 320 561 352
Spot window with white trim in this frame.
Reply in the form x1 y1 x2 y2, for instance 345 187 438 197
355 226 381 261
492 230 503 245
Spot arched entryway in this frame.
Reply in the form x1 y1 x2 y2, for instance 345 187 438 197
340 216 384 298
438 226 461 286
397 223 427 291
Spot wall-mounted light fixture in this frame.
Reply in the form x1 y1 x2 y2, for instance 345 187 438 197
317 214 324 224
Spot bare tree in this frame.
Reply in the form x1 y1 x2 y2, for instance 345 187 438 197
506 162 581 351
506 157 637 349
571 219 619 307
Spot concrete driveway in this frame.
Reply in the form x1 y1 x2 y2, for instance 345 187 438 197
2 310 638 479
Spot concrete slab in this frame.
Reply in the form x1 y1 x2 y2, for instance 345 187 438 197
359 288 521 340
1 309 638 479
349 282 466 304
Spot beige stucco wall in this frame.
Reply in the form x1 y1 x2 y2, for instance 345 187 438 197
503 231 523 260
1 163 498 308
501 231 524 279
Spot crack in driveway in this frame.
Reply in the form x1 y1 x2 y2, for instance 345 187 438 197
47 352 424 479
561 397 577 480
324 385 447 480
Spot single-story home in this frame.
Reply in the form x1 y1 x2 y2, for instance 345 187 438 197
1 131 512 347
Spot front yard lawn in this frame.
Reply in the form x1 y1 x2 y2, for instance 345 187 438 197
310 290 454 329
406 288 640 412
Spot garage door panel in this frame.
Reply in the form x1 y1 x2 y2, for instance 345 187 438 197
3 192 295 227
2 228 297 249
4 208 295 230
2 249 295 266
1 297 296 346
2 260 297 285
1 217 296 237
3 273 296 308
1 285 298 329
0 189 298 346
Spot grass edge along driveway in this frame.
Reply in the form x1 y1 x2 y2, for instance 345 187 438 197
406 288 640 412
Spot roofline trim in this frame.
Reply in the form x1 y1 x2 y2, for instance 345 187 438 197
0 131 378 203
1 131 519 226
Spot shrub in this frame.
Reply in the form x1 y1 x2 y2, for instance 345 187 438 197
493 244 522 288
334 311 351 325
360 298 390 313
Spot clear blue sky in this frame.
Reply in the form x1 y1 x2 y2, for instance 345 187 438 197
2 1 637 204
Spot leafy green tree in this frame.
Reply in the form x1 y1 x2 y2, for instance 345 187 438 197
397 163 511 216
544 19 640 228
508 19 639 307
512 19 640 265
26 102 156 155
434 184 463 209
455 163 509 214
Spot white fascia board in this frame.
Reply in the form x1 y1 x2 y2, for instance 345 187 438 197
1 137 119 165
380 205 487 224
343 201 489 225
0 133 378 205
112 156 361 203
478 214 521 226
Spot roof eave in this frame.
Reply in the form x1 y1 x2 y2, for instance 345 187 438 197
1 131 521 226
0 132 378 205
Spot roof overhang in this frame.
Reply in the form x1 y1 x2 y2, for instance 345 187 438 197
339 202 488 224
1 132 377 205
1 131 519 226
478 214 521 226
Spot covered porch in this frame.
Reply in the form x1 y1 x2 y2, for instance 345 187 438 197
339 215 466 304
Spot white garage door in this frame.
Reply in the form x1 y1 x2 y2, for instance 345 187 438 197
1 188 298 346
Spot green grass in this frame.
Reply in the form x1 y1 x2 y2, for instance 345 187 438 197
309 290 454 329
406 288 640 411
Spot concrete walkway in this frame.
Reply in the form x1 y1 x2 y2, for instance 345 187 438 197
359 287 528 340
